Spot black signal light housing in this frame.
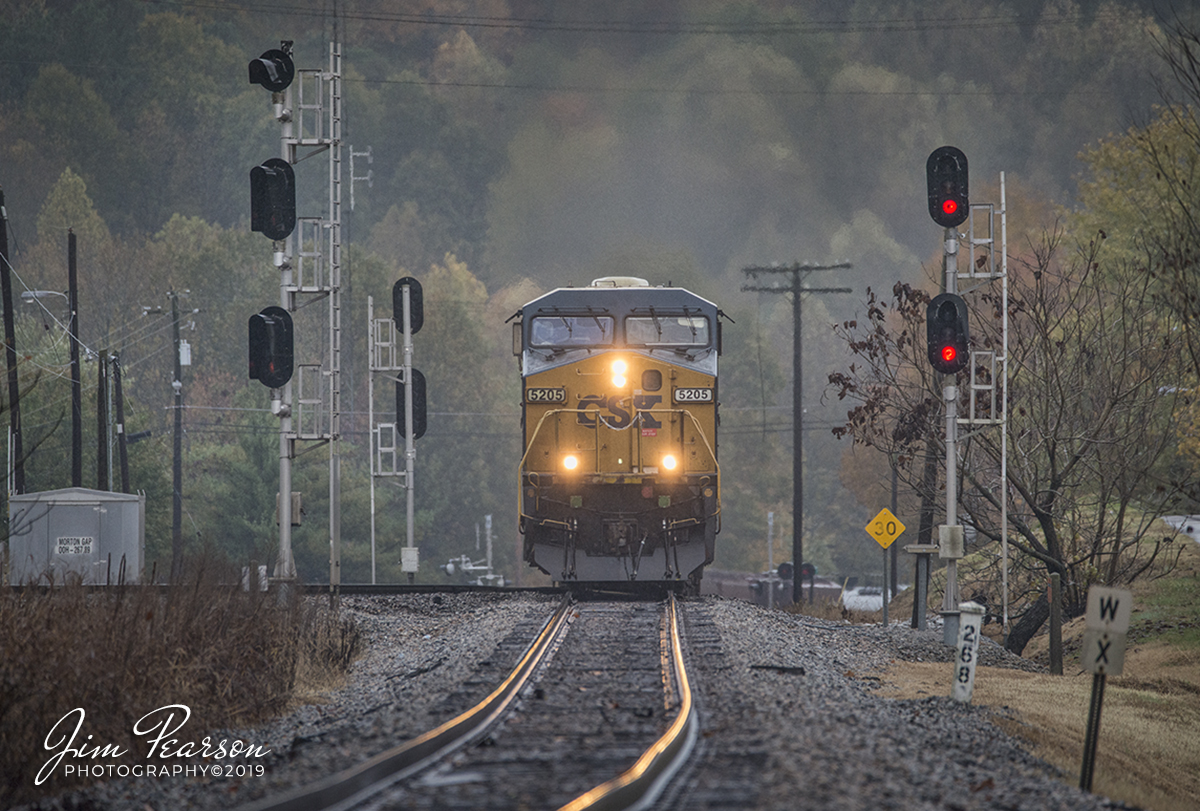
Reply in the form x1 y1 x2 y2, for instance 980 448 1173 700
248 47 295 92
927 146 969 229
250 158 296 241
248 305 294 388
926 292 970 375
396 370 428 440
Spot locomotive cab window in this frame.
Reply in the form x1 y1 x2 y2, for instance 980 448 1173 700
625 315 710 346
530 315 614 347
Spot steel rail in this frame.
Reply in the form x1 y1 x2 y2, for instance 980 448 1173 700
239 592 574 811
557 593 699 811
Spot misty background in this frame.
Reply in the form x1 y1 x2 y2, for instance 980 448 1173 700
0 0 1183 584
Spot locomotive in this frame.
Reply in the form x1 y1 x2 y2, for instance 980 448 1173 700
513 277 722 591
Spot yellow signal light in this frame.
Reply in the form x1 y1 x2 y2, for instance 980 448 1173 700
662 454 678 471
563 454 579 471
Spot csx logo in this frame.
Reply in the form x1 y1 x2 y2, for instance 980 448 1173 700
577 394 662 429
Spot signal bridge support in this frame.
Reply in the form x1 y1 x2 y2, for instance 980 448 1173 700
940 225 964 644
261 43 343 597
367 294 407 585
945 176 1011 639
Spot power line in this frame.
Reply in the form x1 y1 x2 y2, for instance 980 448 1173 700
0 54 1118 97
349 75 1117 97
0 4 1148 100
134 1 1142 36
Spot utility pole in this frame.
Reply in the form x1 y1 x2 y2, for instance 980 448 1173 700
113 353 131 493
143 293 187 579
96 349 108 490
170 292 183 580
742 262 851 604
69 230 82 489
0 186 23 495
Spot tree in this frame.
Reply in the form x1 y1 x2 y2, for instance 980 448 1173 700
34 168 111 250
1072 16 1200 499
829 228 1191 654
1128 21 1200 381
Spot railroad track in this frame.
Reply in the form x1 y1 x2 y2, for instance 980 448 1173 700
243 593 697 811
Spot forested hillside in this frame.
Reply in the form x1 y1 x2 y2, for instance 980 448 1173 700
0 0 1191 588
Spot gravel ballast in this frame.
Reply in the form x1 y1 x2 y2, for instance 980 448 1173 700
684 597 1131 811
19 592 1134 811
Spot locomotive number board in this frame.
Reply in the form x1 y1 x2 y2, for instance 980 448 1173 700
525 387 567 404
673 387 714 403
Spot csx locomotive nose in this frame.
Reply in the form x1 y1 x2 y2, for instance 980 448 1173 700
517 280 721 589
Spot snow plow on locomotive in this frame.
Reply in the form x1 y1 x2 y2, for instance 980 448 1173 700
513 277 723 592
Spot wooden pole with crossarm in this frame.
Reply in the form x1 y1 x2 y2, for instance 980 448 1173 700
742 263 851 604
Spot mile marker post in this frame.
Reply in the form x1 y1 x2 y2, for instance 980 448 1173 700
950 601 986 703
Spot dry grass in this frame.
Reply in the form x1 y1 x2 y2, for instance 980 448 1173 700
0 559 361 807
870 539 1200 811
291 603 363 705
873 646 1200 811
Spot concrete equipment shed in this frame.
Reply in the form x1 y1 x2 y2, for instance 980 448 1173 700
7 488 145 585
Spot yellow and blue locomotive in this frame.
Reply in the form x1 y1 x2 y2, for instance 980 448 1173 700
514 277 722 590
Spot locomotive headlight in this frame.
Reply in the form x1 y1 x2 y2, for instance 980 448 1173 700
662 454 678 471
562 454 579 471
611 359 628 388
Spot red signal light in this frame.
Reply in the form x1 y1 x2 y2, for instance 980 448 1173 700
928 292 969 374
927 146 969 228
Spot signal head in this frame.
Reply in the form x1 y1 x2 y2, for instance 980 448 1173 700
248 48 294 92
926 146 969 229
926 292 970 375
250 158 296 241
248 306 294 388
392 277 425 335
395 369 428 440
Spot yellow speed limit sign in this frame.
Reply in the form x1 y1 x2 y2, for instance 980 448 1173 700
865 508 905 549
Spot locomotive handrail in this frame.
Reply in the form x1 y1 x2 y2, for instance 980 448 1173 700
516 407 581 525
653 407 721 524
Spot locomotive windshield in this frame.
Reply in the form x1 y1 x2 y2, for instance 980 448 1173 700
625 314 710 346
530 315 615 347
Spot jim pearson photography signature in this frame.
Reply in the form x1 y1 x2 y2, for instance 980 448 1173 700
36 705 271 785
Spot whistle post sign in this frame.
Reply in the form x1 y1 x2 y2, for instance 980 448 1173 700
1080 586 1132 676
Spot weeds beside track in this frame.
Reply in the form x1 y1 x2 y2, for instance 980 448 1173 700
0 560 360 808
